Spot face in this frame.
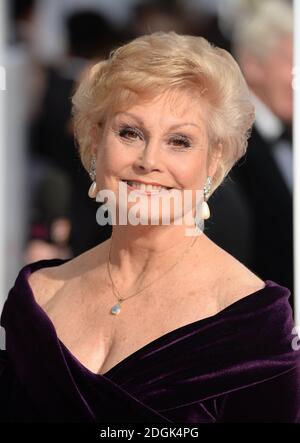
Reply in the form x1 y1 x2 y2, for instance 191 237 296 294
263 35 293 123
246 34 293 123
92 89 220 229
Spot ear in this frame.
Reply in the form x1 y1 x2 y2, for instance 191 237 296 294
208 142 223 178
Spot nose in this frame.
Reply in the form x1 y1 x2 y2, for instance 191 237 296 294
133 141 162 173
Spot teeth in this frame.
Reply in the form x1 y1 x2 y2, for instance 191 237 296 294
124 180 170 192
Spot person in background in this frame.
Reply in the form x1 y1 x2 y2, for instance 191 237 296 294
230 0 294 296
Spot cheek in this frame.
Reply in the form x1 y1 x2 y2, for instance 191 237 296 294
96 139 126 172
173 155 206 187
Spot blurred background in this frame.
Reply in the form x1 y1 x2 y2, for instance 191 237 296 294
0 0 295 346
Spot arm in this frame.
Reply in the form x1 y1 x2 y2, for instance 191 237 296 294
219 365 300 423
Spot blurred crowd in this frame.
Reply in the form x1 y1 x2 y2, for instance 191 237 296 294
8 0 294 297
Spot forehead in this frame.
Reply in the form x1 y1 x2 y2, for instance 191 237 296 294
112 88 208 124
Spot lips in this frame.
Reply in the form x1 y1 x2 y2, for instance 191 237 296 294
121 179 172 193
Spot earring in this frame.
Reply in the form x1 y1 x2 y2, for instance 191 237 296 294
88 154 97 198
201 176 212 220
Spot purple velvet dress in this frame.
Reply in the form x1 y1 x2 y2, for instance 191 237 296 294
0 258 300 423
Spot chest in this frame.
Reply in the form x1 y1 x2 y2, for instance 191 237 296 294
41 273 222 375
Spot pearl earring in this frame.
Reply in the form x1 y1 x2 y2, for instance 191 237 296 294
201 176 212 220
88 154 98 199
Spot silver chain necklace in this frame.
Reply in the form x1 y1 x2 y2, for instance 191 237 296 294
107 234 199 315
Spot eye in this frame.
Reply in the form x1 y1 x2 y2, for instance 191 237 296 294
169 135 192 149
118 125 143 141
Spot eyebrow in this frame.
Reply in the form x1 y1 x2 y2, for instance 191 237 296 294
114 111 202 131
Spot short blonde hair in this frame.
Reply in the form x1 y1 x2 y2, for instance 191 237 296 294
72 31 255 197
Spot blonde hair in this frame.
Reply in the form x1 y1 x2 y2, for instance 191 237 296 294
72 31 255 196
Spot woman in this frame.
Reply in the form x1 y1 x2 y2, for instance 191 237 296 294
1 31 299 423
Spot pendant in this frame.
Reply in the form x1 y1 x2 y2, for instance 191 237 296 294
111 302 122 315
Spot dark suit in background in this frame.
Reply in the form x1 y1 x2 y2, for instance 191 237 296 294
207 124 293 307
232 126 293 295
205 177 255 267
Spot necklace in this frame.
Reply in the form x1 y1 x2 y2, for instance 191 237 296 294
107 234 199 315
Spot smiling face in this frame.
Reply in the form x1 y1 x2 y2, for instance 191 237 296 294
92 88 221 229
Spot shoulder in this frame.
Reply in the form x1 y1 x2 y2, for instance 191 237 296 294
26 261 64 307
26 240 109 307
219 258 266 309
201 236 266 309
212 245 296 356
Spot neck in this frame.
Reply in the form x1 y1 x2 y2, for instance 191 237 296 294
105 223 206 291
